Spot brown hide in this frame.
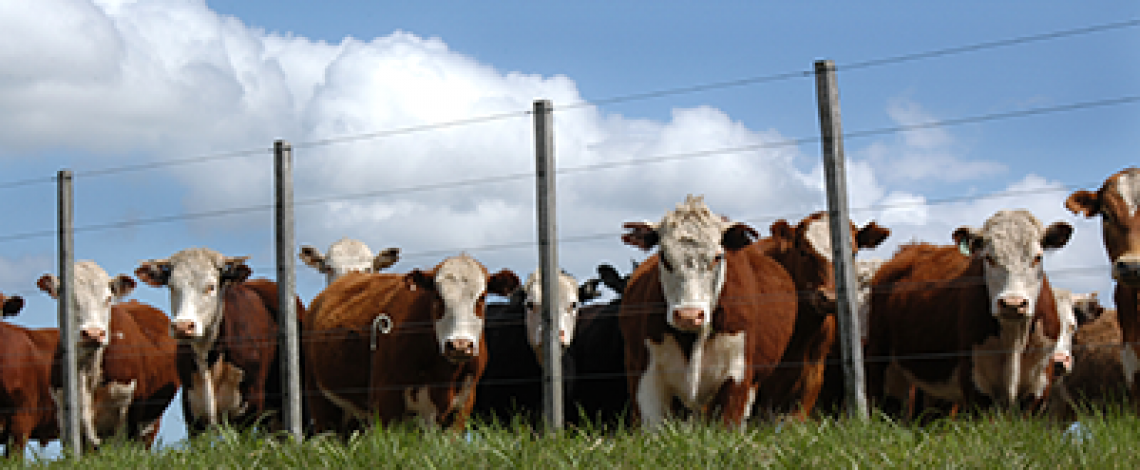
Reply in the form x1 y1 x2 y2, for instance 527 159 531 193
1118 285 1140 404
1050 308 1127 419
50 301 179 448
305 270 493 433
865 243 1062 414
177 278 303 434
0 323 58 457
619 246 798 427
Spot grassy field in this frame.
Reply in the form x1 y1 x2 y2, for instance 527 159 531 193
14 408 1140 469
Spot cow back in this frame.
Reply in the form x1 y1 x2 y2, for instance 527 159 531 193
0 323 60 454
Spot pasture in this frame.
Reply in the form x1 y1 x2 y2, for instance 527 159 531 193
14 407 1140 468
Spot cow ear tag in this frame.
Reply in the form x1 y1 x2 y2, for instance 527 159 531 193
958 240 971 256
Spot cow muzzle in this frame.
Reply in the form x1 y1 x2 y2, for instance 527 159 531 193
995 296 1031 320
1051 351 1074 377
443 338 476 363
170 320 197 340
79 327 107 346
1113 258 1140 287
671 307 706 331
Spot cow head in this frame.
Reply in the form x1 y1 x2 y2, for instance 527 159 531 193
38 261 135 348
767 212 890 314
1050 289 1105 377
521 270 583 360
622 195 758 333
952 210 1073 321
0 293 25 317
299 238 401 285
407 254 519 363
1065 167 1140 288
135 248 251 342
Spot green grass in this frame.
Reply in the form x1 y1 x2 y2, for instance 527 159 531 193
13 408 1140 469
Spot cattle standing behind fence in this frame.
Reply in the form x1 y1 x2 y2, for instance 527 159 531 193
865 210 1073 417
565 263 632 428
135 248 306 435
1065 167 1140 410
39 262 180 450
299 238 401 286
619 195 799 429
752 213 890 418
0 294 58 458
304 255 519 434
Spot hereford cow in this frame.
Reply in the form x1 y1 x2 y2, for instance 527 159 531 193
473 270 597 426
135 248 305 434
305 255 519 433
865 210 1072 416
39 262 179 450
566 263 634 427
1051 307 1127 415
1044 290 1106 417
619 195 799 428
299 238 400 285
1065 167 1140 408
0 294 58 457
753 212 890 417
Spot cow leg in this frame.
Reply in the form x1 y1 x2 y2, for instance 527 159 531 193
4 414 35 459
713 380 756 429
634 370 671 429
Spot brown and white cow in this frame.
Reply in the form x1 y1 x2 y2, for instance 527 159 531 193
753 212 890 417
299 238 401 285
305 254 519 433
865 210 1072 415
38 261 180 449
135 248 305 435
0 294 58 457
619 195 799 428
1065 167 1140 408
1050 306 1126 416
1042 289 1106 418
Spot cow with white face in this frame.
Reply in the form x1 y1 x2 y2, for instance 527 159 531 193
38 261 179 449
521 270 582 362
1066 167 1140 407
299 238 401 285
866 209 1073 415
620 195 798 428
136 247 302 434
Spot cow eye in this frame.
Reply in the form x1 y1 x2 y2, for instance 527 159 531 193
525 301 536 311
1033 254 1043 266
984 255 996 266
660 257 674 272
204 284 215 295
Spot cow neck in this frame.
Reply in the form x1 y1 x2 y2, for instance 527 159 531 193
75 343 104 446
191 281 229 427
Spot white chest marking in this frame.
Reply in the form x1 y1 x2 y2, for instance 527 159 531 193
637 331 747 427
1123 344 1140 387
404 386 438 427
188 358 247 424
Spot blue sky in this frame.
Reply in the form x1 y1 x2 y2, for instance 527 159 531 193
0 0 1136 455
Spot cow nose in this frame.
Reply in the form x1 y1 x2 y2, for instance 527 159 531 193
672 307 706 331
444 338 475 362
1051 352 1073 377
171 320 196 339
80 328 106 345
559 330 567 344
997 297 1030 316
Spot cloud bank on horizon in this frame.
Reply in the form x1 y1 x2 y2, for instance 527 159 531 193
0 0 1114 310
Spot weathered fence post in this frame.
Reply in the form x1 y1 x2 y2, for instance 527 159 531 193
274 140 303 440
814 59 868 419
57 170 82 454
533 99 564 431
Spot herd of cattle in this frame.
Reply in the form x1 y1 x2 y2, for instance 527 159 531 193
0 167 1135 456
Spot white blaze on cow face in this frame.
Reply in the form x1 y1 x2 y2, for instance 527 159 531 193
38 261 134 348
955 210 1072 321
432 255 488 359
1109 171 1140 283
803 216 834 264
522 270 580 356
655 196 730 333
148 248 248 341
299 238 400 286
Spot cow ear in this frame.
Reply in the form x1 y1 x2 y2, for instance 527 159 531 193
621 222 659 251
769 220 795 251
722 223 759 251
1064 190 1100 218
1042 222 1074 250
222 257 252 283
856 222 891 249
952 227 983 256
37 274 60 299
372 248 400 272
1 295 24 317
407 269 435 292
298 246 330 274
111 275 136 299
597 263 626 294
578 278 602 303
487 269 521 297
135 261 171 287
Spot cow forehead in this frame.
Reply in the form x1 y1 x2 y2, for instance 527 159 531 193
74 261 112 292
979 210 1045 259
1107 170 1140 216
434 255 488 297
166 248 226 284
523 271 578 302
658 196 726 257
327 239 374 265
802 215 833 261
